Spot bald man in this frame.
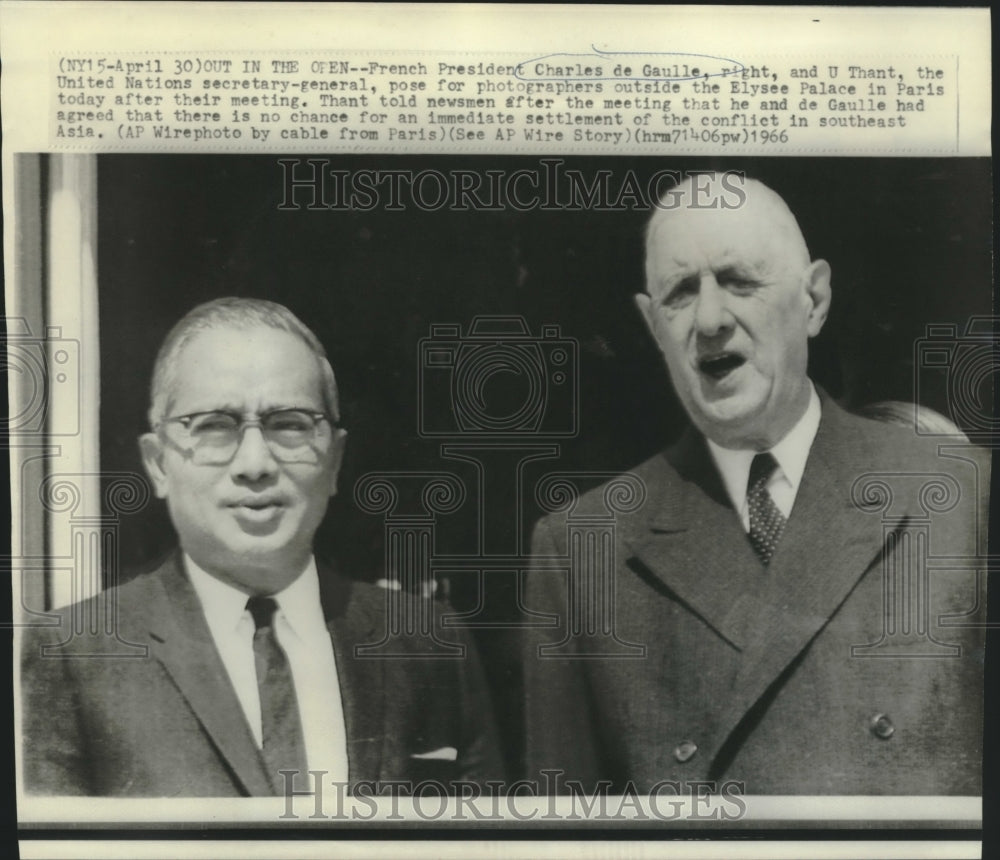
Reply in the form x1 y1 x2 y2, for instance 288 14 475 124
522 175 988 795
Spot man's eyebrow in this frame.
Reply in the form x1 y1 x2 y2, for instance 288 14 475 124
658 272 699 300
173 401 243 416
655 262 764 301
713 264 761 282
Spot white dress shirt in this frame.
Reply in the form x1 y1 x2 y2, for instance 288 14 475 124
185 555 349 781
706 384 822 531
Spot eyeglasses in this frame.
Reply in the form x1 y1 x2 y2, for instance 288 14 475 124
156 408 333 465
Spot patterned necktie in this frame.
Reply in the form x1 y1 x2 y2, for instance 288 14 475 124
246 595 308 794
747 452 787 565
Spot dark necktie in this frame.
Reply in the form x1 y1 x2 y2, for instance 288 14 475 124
747 452 787 565
246 595 308 793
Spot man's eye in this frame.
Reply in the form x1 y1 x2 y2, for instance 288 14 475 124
719 274 759 292
663 280 697 307
267 411 312 433
190 414 238 434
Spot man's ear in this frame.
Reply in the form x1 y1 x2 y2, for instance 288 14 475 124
326 428 348 497
803 259 832 338
634 292 656 338
139 433 170 499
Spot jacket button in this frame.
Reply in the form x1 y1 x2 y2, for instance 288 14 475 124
674 740 698 762
871 713 895 740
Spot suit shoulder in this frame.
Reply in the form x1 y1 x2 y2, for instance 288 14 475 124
22 564 170 656
846 408 989 471
535 450 676 527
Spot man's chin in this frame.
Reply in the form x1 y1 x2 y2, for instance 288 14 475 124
211 528 303 565
208 541 310 589
689 396 768 447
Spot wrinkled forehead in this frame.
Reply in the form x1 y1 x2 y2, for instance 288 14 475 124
646 210 772 286
645 187 808 292
169 325 324 404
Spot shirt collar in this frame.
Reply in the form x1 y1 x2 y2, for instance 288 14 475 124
183 553 322 640
275 557 326 641
706 383 822 509
769 384 822 491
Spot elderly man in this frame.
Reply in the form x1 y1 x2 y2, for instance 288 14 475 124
523 176 987 795
22 297 499 796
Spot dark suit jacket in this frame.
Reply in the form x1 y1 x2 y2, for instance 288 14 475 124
523 395 988 794
21 554 501 796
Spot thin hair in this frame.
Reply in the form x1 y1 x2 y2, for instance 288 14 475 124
148 297 339 428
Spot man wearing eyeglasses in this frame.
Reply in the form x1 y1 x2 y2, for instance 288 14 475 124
21 297 500 797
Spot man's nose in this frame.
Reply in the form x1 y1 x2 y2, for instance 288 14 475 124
228 425 278 481
693 274 733 336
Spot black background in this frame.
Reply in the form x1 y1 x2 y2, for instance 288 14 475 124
96 154 993 775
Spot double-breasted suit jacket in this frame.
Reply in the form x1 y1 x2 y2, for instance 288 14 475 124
523 395 988 794
21 554 501 796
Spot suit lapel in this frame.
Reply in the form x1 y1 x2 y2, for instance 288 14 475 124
709 396 899 769
144 555 274 796
320 567 386 787
622 397 905 776
624 430 764 650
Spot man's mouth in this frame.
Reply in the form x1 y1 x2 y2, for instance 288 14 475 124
229 497 284 520
228 498 286 526
697 352 746 380
229 498 285 513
